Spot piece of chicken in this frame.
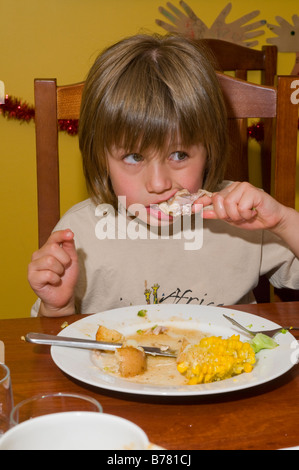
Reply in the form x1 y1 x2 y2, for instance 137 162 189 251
157 189 213 216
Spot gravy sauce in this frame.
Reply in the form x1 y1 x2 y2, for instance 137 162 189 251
92 327 206 386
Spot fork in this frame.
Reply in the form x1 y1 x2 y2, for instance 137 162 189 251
223 314 299 338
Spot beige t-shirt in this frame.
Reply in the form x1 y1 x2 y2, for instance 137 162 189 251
31 196 299 316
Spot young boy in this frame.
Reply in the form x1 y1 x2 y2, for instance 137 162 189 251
28 34 299 317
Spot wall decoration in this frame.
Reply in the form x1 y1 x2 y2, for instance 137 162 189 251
0 95 78 135
155 2 299 140
267 15 299 75
0 95 35 123
156 1 265 47
156 2 299 76
1 3 299 138
1 94 297 141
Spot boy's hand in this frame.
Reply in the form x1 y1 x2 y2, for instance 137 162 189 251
28 229 79 316
194 182 286 231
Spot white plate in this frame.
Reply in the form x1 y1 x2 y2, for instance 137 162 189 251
51 304 296 397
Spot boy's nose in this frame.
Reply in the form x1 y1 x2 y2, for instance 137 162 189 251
145 161 172 194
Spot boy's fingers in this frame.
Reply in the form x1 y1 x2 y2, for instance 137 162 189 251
211 194 228 219
48 230 77 262
45 229 74 246
192 195 213 212
30 254 66 276
197 195 213 206
61 238 78 262
29 269 62 289
31 229 77 266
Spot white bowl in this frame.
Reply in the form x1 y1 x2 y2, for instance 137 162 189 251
0 412 149 450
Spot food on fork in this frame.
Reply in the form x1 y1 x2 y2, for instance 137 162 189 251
177 335 256 384
156 189 213 216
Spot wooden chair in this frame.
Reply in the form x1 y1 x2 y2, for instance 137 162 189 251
34 80 84 248
34 73 298 301
201 40 278 194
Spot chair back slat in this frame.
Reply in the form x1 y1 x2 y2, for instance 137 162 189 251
34 79 60 247
274 76 298 208
217 74 277 118
57 82 84 119
202 40 276 74
203 40 277 196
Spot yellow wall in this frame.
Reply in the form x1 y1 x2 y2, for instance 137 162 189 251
1 0 298 319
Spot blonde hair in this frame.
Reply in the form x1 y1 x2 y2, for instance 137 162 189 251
79 34 228 207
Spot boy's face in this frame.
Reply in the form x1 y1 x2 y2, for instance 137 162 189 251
107 142 207 226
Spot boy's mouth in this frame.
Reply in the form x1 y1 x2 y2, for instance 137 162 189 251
146 205 173 222
146 190 180 220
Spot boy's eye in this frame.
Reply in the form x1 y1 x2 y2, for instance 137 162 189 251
170 151 188 161
123 153 143 164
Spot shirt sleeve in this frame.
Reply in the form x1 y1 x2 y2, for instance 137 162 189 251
30 298 41 317
260 230 299 290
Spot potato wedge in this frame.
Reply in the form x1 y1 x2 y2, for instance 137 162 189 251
96 325 123 343
116 346 147 377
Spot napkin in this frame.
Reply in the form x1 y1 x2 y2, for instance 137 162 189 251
0 340 4 363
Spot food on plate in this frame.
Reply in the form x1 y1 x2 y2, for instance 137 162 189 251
95 326 147 378
96 325 124 343
142 325 168 335
177 335 256 384
250 333 278 353
156 189 213 217
116 342 147 377
137 309 147 317
94 324 257 385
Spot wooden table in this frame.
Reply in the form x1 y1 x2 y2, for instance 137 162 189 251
1 302 299 450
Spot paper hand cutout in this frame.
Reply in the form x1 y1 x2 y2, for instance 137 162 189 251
267 15 299 74
267 15 299 51
156 1 265 47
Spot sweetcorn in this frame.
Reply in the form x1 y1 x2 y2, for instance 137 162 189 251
177 335 256 384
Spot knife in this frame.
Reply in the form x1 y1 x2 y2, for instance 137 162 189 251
25 332 177 357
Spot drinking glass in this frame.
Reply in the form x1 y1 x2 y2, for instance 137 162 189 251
0 364 14 436
10 392 102 426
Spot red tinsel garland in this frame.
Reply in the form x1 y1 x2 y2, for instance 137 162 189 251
0 95 35 123
58 118 79 136
247 121 264 142
0 94 298 140
0 95 79 136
